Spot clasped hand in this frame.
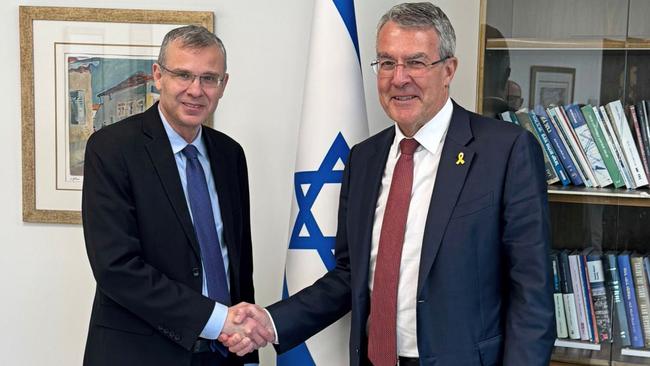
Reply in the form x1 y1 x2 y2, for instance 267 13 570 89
218 302 275 356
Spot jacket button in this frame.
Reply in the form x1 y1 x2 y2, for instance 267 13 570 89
192 268 200 277
174 335 181 341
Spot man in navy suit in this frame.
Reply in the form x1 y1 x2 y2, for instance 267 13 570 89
224 3 555 365
82 25 272 366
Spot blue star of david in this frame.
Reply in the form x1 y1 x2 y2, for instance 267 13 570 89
288 132 350 271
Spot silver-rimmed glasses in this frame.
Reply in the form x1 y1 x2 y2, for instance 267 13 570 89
159 64 224 89
370 56 450 78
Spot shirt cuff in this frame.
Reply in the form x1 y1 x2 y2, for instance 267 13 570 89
199 301 228 340
263 308 280 344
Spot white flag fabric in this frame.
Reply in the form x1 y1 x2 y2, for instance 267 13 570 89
279 0 368 365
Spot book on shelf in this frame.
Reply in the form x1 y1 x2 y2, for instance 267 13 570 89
606 100 649 188
581 105 625 188
632 254 650 347
551 250 569 338
514 111 560 184
635 101 650 178
579 250 598 343
549 107 594 187
603 252 631 347
569 251 592 341
586 252 611 343
597 105 636 189
619 252 645 348
537 107 584 186
529 112 570 185
564 104 613 187
559 249 581 339
629 104 650 180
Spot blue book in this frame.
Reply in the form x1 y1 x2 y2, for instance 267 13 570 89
619 252 645 348
537 108 583 185
579 250 596 342
529 112 570 185
604 252 631 347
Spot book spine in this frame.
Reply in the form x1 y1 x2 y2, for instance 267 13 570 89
565 104 613 187
632 256 650 346
636 102 650 175
607 101 649 187
540 112 583 185
628 105 650 179
604 253 631 347
551 252 569 337
587 254 611 342
570 253 590 340
560 250 581 339
515 111 559 184
619 253 645 348
580 254 598 342
551 107 592 187
598 105 635 188
530 112 570 185
581 105 625 188
558 106 599 187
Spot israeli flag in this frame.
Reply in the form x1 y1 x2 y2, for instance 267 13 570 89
279 0 368 365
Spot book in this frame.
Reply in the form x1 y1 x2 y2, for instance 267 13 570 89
597 105 635 188
629 104 650 179
586 252 611 343
564 104 613 187
514 111 560 184
581 105 625 188
550 106 594 187
636 101 650 178
604 252 631 347
632 254 650 346
559 250 581 339
529 112 570 185
551 250 569 338
569 251 591 340
619 252 645 348
579 250 598 342
606 100 649 188
538 109 583 185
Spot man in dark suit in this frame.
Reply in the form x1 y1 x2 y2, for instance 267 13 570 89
82 25 272 366
223 2 555 366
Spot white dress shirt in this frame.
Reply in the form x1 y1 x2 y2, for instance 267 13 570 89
368 98 453 357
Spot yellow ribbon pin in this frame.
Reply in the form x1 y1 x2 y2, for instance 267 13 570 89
456 152 465 165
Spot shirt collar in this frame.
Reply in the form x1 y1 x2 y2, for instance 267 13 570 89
392 97 453 157
158 106 207 158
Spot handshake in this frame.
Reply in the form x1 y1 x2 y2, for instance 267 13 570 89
218 302 276 356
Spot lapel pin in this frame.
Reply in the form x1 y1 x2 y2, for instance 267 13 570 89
456 152 465 165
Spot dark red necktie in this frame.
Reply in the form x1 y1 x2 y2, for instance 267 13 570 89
368 138 419 366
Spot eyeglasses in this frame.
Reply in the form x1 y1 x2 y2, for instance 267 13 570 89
159 64 224 89
370 56 450 77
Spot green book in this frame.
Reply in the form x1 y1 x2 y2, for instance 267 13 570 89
581 105 625 188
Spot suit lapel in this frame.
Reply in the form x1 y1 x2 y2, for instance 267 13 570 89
352 128 394 297
142 106 201 259
417 103 475 297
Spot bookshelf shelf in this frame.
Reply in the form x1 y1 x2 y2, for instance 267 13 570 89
486 38 650 51
479 0 650 365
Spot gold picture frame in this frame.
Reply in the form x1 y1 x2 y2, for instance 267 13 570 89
20 6 214 224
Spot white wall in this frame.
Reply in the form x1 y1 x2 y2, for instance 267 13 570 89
0 1 479 365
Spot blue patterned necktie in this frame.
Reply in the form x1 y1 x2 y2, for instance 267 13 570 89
182 144 231 306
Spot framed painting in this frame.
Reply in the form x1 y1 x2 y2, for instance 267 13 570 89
529 66 576 109
20 6 213 224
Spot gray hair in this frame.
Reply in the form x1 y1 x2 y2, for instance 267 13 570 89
157 25 227 71
377 2 456 59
